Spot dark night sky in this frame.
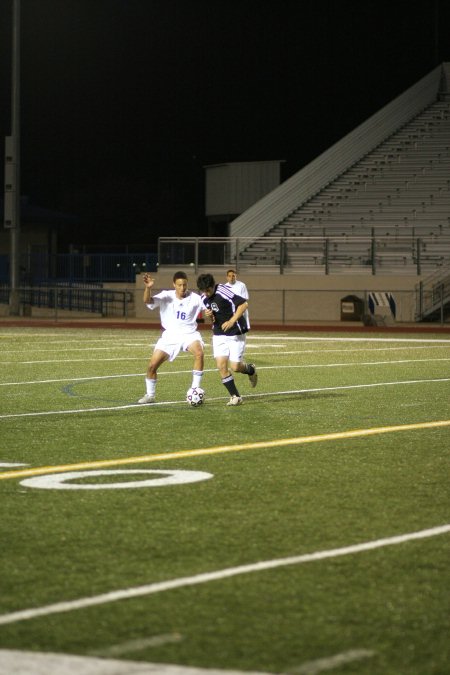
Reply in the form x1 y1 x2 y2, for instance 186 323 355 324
1 0 449 250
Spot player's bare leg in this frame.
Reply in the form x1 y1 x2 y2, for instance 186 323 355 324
217 356 242 405
229 361 257 388
187 340 204 389
138 349 168 403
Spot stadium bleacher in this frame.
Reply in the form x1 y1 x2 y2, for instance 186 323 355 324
230 63 450 279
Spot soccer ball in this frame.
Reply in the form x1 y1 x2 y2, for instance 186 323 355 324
186 387 205 407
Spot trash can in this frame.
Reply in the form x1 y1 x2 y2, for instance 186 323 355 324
340 295 364 321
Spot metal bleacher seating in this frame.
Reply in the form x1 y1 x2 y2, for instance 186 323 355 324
232 64 450 275
272 102 450 238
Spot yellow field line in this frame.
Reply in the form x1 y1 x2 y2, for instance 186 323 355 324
1 419 449 482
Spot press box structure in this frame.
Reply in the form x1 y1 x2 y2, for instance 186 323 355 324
204 160 284 236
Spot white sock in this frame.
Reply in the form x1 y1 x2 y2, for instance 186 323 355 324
146 378 156 396
191 370 203 388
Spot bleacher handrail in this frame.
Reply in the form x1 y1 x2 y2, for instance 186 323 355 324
158 234 450 276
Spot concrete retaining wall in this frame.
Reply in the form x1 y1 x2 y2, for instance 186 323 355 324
134 269 421 323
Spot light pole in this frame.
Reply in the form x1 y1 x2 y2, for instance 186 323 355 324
4 0 21 315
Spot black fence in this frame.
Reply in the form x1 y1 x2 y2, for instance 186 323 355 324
0 252 157 285
0 283 133 317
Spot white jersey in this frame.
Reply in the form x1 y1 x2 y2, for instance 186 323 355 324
225 279 248 299
225 279 250 328
147 290 203 336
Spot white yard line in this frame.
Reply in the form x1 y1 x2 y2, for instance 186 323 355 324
0 462 27 468
2 332 450 343
1 336 448 364
92 633 184 657
0 368 217 387
257 357 450 369
1 357 154 365
0 649 270 675
1 357 449 387
290 648 375 674
247 336 450 343
0 524 448 627
0 377 449 419
0 350 381 365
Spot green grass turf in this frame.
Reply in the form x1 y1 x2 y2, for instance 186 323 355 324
0 326 449 674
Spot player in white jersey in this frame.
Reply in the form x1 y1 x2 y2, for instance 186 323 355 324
225 269 250 328
137 271 204 404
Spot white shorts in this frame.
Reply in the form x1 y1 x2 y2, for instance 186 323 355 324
155 330 204 362
212 333 246 362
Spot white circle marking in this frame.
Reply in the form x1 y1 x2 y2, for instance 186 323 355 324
20 469 213 490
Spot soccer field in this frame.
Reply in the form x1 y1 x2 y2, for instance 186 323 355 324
0 326 449 675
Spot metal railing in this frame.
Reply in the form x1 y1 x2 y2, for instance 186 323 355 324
0 284 133 318
415 265 450 321
158 235 450 275
0 252 157 285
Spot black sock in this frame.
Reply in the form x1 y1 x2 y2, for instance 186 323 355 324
242 364 255 375
222 375 240 396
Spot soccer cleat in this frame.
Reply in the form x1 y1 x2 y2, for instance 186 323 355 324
137 394 155 404
248 364 258 388
227 395 243 406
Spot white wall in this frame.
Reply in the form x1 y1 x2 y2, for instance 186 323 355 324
205 161 283 216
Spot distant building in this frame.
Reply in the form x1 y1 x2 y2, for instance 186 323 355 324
204 160 284 236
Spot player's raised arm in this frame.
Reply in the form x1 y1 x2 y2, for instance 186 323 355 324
142 273 155 303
